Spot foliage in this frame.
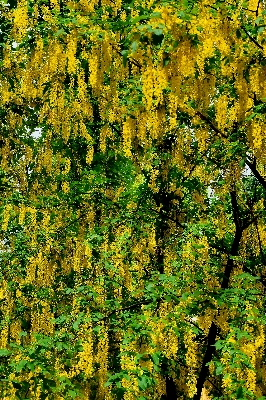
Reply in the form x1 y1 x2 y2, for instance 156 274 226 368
0 0 266 399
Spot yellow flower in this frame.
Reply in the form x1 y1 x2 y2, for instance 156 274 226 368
62 181 70 193
2 204 12 231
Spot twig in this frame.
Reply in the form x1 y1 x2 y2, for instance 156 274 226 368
195 111 226 139
193 191 251 400
246 158 266 191
256 0 261 17
103 300 152 320
241 25 263 50
185 317 205 334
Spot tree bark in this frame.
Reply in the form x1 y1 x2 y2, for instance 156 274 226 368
165 376 178 400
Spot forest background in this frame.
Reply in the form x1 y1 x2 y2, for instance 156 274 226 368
0 0 266 399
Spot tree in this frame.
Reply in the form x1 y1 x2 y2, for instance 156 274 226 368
0 0 266 398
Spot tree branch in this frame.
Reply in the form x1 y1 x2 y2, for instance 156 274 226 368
104 300 152 320
246 158 266 191
195 111 226 138
256 0 261 17
241 25 263 50
193 192 245 400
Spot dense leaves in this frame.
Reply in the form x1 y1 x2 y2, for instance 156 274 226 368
0 0 266 399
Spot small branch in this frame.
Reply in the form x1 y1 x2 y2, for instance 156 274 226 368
241 7 258 13
204 4 218 11
109 122 120 134
246 158 266 191
112 44 142 69
206 377 223 396
176 354 223 396
193 191 247 400
256 0 261 17
230 191 242 231
54 211 87 235
241 25 263 50
193 322 219 400
195 111 226 138
185 317 206 334
104 300 152 320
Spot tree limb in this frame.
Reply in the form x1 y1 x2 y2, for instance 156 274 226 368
246 158 266 191
193 192 245 400
241 25 263 50
195 111 226 138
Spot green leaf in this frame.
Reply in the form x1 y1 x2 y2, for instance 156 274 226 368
163 56 170 66
68 390 77 398
246 112 257 121
55 29 66 36
236 386 244 398
153 28 163 36
131 14 148 24
215 365 223 375
214 340 223 350
192 243 205 249
73 320 80 330
131 41 138 52
151 352 160 365
0 349 11 356
138 376 148 390
16 360 28 372
151 12 161 18
239 159 245 168
255 16 263 24
121 50 128 67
